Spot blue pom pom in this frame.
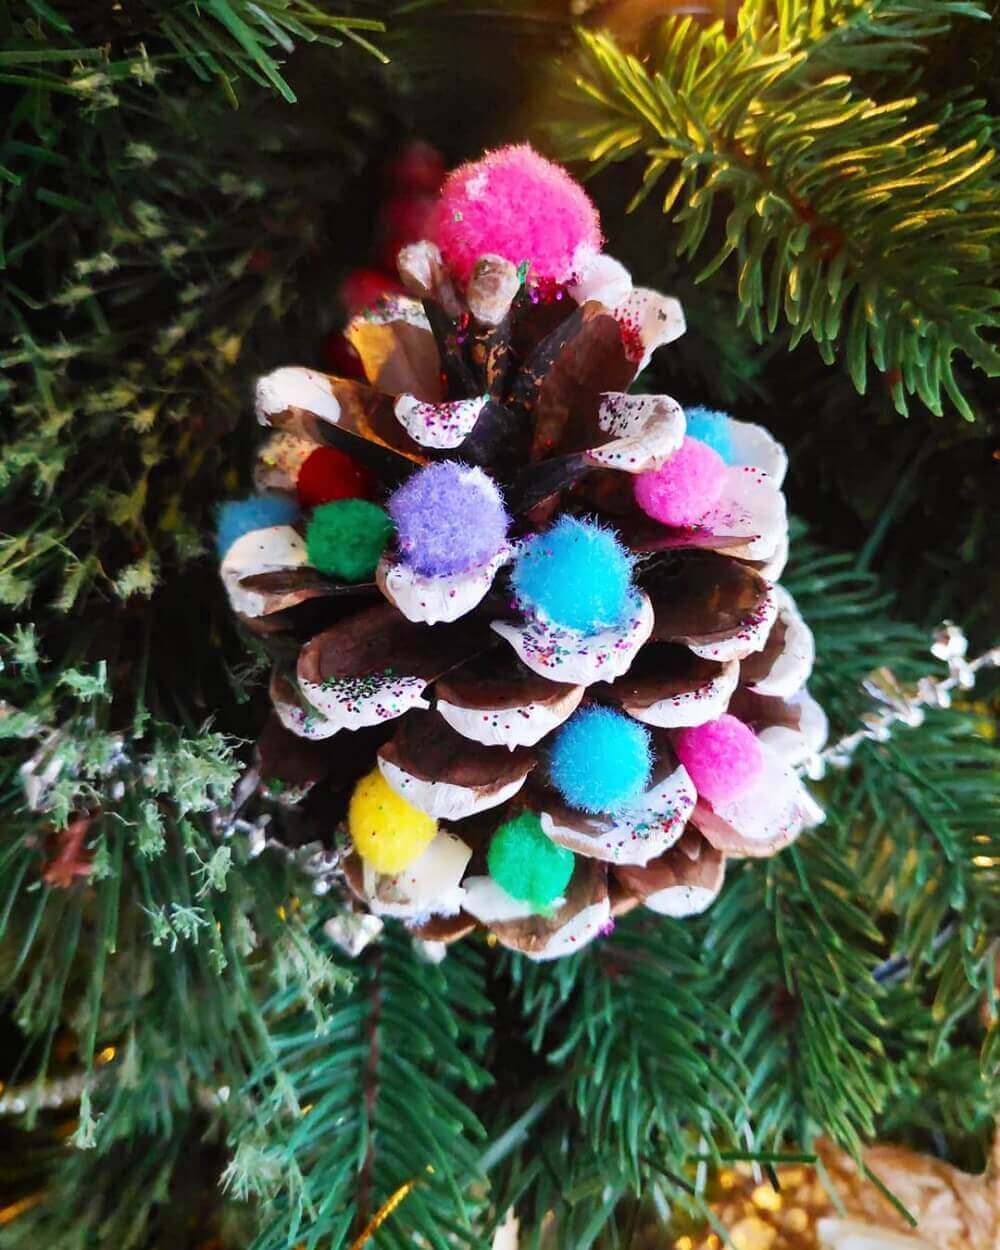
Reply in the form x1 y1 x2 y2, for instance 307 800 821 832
511 516 634 634
549 707 652 814
216 495 299 557
683 406 734 462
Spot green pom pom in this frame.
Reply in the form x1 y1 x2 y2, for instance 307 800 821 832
305 499 393 582
488 811 574 908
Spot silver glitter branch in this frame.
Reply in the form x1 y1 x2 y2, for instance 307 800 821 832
806 621 1000 779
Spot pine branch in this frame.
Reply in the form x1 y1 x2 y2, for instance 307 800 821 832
231 927 493 1250
553 3 1000 417
2 1 387 105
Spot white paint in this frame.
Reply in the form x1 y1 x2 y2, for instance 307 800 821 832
587 391 686 473
437 683 585 750
362 831 472 920
687 584 779 663
613 287 686 373
220 525 309 619
377 755 529 820
691 742 823 856
642 883 719 917
694 464 788 561
378 544 509 625
297 671 430 732
725 415 788 486
524 899 611 962
393 393 488 450
255 366 340 424
491 592 654 686
567 250 633 307
623 658 740 729
541 765 696 866
748 585 815 698
461 876 548 923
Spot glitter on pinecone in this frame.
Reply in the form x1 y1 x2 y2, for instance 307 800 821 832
220 145 826 960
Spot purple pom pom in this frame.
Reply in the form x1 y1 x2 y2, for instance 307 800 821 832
388 462 509 577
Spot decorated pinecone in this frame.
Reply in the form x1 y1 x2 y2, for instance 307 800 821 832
219 145 826 961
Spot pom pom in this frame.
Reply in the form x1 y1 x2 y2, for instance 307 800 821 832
633 437 727 527
511 516 633 634
429 144 601 286
673 714 763 803
338 267 404 316
305 499 393 582
385 141 446 194
297 446 375 509
388 462 508 577
683 406 734 462
349 768 437 873
216 494 299 557
377 192 438 271
487 810 574 908
549 707 652 814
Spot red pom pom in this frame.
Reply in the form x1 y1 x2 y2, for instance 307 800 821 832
297 446 375 508
385 141 446 194
376 192 437 270
338 267 404 316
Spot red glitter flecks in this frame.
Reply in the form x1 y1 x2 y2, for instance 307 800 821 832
617 317 645 364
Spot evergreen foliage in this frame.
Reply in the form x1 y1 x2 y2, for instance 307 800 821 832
0 0 997 1246
553 0 1000 417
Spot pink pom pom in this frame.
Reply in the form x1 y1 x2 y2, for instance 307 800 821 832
429 145 602 287
633 437 727 527
673 715 764 804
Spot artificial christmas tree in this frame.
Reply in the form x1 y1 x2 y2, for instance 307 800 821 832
0 1 997 1248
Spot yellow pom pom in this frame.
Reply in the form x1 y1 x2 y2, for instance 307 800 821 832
348 768 437 874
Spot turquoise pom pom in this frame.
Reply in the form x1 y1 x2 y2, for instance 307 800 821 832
549 706 652 814
683 406 734 463
216 495 299 557
511 516 634 634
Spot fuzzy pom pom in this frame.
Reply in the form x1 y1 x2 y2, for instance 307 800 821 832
487 810 574 908
633 437 727 527
297 446 375 509
388 462 508 577
377 192 438 271
683 406 734 462
338 267 404 315
549 707 652 814
429 144 602 286
216 494 299 557
511 516 633 634
305 499 393 582
673 714 763 804
385 141 446 194
349 768 437 873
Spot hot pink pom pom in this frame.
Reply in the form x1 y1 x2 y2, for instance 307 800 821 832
633 437 727 527
674 715 764 804
429 145 602 287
